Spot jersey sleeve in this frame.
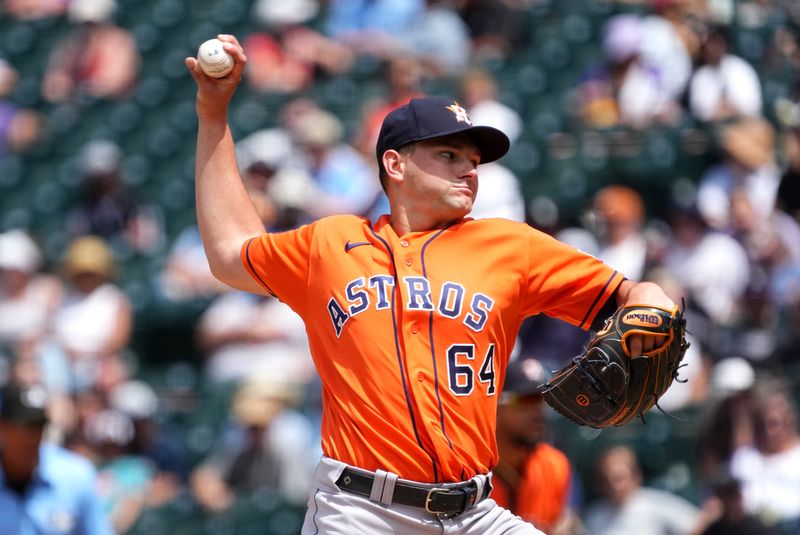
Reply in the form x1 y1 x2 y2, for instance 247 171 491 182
522 228 624 330
241 221 316 315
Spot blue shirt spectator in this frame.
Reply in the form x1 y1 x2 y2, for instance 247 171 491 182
325 0 423 40
0 382 112 535
0 444 112 535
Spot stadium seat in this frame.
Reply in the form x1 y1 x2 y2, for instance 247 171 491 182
150 0 188 30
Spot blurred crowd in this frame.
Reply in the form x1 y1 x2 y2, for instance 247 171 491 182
2 0 800 533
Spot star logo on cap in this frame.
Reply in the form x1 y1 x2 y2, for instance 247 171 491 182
446 102 472 125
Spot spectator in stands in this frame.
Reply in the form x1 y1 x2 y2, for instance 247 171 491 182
355 56 426 160
325 0 468 77
640 0 695 101
590 185 647 281
0 382 113 534
324 0 424 58
51 236 132 393
729 380 800 530
0 230 62 350
576 13 681 129
0 230 74 418
108 379 186 483
582 444 701 535
156 223 229 303
457 0 533 62
189 375 316 511
289 107 382 221
459 69 525 221
196 291 313 386
237 127 315 231
697 118 780 233
730 189 800 308
662 201 750 328
65 138 164 256
461 68 522 146
493 358 579 535
688 25 763 122
402 0 472 77
0 59 42 157
83 408 155 534
697 472 780 535
244 0 353 94
2 0 68 19
158 153 299 303
696 357 758 484
41 0 139 103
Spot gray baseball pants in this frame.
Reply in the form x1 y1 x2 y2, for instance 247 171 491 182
301 456 546 534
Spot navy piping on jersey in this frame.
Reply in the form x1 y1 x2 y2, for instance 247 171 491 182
579 270 619 329
419 228 455 456
244 237 277 297
370 228 439 481
310 489 321 534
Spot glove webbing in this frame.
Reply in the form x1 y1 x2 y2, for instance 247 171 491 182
572 348 624 409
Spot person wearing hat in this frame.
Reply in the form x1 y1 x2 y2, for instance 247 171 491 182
51 236 132 393
493 358 578 534
189 375 315 512
290 106 383 222
0 382 112 534
0 229 64 349
186 36 675 534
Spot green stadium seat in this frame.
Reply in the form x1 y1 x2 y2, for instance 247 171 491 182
0 205 32 231
151 0 188 30
0 155 24 191
2 22 37 58
137 76 172 108
209 0 249 27
133 22 163 55
536 37 572 72
562 13 594 44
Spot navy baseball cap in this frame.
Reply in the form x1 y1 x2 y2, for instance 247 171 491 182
0 383 48 426
376 97 510 172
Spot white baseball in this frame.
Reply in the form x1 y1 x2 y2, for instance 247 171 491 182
197 38 234 78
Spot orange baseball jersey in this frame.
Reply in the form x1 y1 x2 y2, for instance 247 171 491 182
491 443 572 531
242 214 623 483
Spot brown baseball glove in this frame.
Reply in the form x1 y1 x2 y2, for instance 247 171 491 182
541 304 689 428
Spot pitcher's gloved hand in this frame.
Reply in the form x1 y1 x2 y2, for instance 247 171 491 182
541 304 689 428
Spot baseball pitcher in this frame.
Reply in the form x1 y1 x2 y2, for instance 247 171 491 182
186 35 683 535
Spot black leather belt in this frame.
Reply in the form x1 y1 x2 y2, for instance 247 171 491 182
335 467 491 516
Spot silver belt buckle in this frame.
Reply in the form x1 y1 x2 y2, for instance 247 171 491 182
424 486 463 515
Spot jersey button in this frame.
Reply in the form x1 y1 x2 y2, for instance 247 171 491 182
403 255 412 266
417 372 425 382
411 325 418 334
400 239 410 248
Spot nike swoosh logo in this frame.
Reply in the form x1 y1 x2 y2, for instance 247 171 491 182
345 241 371 252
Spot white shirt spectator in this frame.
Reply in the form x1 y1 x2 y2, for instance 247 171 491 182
640 15 692 99
52 283 129 357
583 487 700 535
598 232 647 282
689 55 763 121
664 231 750 325
470 163 525 222
698 161 780 231
198 292 313 385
